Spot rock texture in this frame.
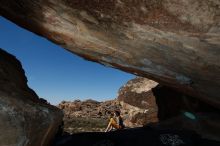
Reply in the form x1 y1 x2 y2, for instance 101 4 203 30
0 48 63 146
119 77 220 140
117 77 220 140
0 0 220 107
152 85 219 121
152 85 220 141
118 77 158 127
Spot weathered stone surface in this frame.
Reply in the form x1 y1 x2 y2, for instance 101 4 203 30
118 77 158 127
117 77 220 140
158 113 220 141
0 49 63 146
118 77 158 108
0 0 219 107
152 85 220 141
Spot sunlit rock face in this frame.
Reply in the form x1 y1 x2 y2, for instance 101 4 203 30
0 49 63 146
118 77 220 140
118 77 158 127
0 0 220 107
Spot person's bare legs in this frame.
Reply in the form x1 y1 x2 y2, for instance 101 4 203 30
105 117 119 132
109 126 113 131
105 121 112 132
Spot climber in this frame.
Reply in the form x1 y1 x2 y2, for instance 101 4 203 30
105 110 125 132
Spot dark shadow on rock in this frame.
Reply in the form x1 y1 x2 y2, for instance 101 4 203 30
152 85 220 121
52 126 220 146
151 85 220 141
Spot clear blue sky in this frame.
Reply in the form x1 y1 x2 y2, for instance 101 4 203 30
0 17 134 105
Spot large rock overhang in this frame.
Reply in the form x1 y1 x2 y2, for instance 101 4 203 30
0 0 220 107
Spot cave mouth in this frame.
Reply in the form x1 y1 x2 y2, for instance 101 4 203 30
0 16 198 137
1 9 220 145
0 16 135 105
1 16 147 135
0 16 139 135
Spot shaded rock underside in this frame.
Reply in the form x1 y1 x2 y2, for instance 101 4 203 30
0 0 220 107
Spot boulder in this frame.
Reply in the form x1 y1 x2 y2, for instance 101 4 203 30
0 48 63 146
0 0 219 107
117 77 158 127
118 77 220 140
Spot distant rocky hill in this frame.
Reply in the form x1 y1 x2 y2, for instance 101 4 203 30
59 99 120 119
58 99 120 133
58 77 159 133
